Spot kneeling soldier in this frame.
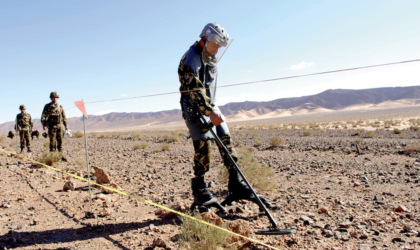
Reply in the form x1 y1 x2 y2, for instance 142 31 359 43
15 105 34 153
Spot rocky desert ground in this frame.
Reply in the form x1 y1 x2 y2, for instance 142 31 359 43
1 119 420 250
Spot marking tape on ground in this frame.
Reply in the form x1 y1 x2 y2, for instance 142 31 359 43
0 148 282 250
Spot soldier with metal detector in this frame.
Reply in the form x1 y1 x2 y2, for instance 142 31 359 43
15 105 34 153
178 23 295 235
41 92 69 161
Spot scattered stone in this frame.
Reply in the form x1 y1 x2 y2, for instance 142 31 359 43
92 167 111 184
63 181 75 191
84 211 97 219
225 219 252 242
101 182 120 194
32 218 39 225
99 209 113 217
152 237 165 247
339 221 352 228
320 207 328 213
372 237 383 242
395 205 408 212
201 212 223 226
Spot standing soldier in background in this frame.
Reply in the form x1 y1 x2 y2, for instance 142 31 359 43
41 92 68 161
15 105 34 153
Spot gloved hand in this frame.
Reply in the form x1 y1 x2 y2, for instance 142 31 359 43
210 111 224 126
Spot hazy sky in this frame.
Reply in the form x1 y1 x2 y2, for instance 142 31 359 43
1 0 420 124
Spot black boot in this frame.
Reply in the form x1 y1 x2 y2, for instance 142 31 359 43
20 147 24 153
190 177 227 213
228 169 254 197
27 147 32 153
221 169 273 210
191 177 215 204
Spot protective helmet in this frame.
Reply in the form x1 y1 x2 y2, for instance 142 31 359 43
50 92 60 98
199 22 230 47
19 105 26 110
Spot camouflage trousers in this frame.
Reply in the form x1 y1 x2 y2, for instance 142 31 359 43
193 134 238 178
19 130 31 148
48 127 63 152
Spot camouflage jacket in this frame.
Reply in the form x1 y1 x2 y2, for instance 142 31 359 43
41 102 67 128
15 113 33 131
178 41 217 116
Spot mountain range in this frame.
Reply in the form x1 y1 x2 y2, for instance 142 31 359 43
1 86 420 134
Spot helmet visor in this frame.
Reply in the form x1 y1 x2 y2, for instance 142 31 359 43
215 38 233 63
204 38 233 64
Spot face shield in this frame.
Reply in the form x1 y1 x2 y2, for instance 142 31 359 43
203 35 233 66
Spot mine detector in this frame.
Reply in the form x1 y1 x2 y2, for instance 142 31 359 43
188 99 295 236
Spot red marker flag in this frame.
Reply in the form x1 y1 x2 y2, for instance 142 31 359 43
73 100 88 118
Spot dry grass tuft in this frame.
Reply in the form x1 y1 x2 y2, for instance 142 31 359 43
43 142 50 148
131 131 145 139
158 143 171 152
254 139 263 147
302 131 313 136
74 131 84 138
73 147 81 152
90 132 98 137
39 151 62 166
219 147 278 191
0 134 6 142
365 131 376 138
405 144 420 155
269 136 285 147
133 143 147 150
178 212 235 250
74 158 87 167
409 125 420 131
163 134 179 143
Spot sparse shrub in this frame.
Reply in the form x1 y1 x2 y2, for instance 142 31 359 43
158 143 171 152
405 144 420 155
43 142 50 148
0 134 6 142
302 131 313 136
321 129 327 133
219 147 278 191
255 139 263 147
90 132 98 137
178 131 188 137
131 131 145 139
355 137 363 143
409 126 419 131
393 128 404 135
163 134 179 143
269 136 284 147
247 132 258 139
39 151 62 166
179 212 235 250
133 143 147 150
74 158 86 167
345 148 353 155
74 131 84 138
235 140 244 147
365 131 376 138
73 147 81 152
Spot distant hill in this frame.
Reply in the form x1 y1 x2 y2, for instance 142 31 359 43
1 86 420 133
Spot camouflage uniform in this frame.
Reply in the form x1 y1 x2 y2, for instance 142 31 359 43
15 113 33 149
41 102 67 152
178 41 238 178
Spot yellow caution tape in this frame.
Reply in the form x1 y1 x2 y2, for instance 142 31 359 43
0 149 282 250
